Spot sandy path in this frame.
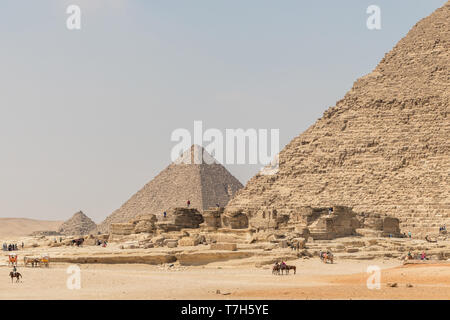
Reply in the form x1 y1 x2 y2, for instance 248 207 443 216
1 258 429 300
235 263 450 299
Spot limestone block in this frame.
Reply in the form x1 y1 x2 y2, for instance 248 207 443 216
178 237 199 247
110 223 135 236
210 243 237 251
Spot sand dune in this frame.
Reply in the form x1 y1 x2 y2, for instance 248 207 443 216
0 218 62 238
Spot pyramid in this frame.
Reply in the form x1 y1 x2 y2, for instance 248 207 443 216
98 145 243 232
59 211 97 236
226 2 450 238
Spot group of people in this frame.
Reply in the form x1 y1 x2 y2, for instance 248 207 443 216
274 261 286 268
2 243 23 251
407 251 428 260
402 231 412 238
439 225 447 233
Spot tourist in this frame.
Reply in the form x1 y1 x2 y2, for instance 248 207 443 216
328 207 333 215
408 231 412 238
163 211 167 219
187 200 191 208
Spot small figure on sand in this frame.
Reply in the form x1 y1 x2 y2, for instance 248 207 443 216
187 200 191 208
9 265 21 283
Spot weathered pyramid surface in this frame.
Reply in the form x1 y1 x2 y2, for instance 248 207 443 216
59 211 97 236
98 145 243 232
227 2 450 238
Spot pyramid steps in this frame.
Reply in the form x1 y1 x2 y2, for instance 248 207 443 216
226 2 450 238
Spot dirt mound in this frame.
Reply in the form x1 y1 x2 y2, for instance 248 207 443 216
0 218 62 238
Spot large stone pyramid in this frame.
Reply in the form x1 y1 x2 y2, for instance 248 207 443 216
226 2 449 238
59 211 97 236
98 145 243 232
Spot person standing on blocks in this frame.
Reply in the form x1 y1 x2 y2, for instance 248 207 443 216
187 200 191 208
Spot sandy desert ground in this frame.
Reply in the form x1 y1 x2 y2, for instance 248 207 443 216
1 258 449 300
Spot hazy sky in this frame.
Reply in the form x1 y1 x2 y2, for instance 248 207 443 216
0 0 446 222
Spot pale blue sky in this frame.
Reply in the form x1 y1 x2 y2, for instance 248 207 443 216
0 0 446 222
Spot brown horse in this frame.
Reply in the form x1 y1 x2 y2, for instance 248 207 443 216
285 265 296 275
9 272 22 283
272 264 280 275
280 264 296 275
278 264 296 275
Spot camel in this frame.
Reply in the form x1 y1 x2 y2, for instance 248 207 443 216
290 240 300 252
72 238 84 247
320 251 334 264
9 272 22 283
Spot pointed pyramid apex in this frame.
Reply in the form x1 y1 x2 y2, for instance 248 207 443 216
59 211 97 235
173 144 218 165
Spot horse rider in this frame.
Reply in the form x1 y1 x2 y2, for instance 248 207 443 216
12 265 17 277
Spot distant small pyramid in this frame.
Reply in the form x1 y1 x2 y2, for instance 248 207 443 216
98 145 243 232
59 211 97 236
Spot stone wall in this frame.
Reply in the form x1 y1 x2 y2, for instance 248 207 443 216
222 209 249 229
